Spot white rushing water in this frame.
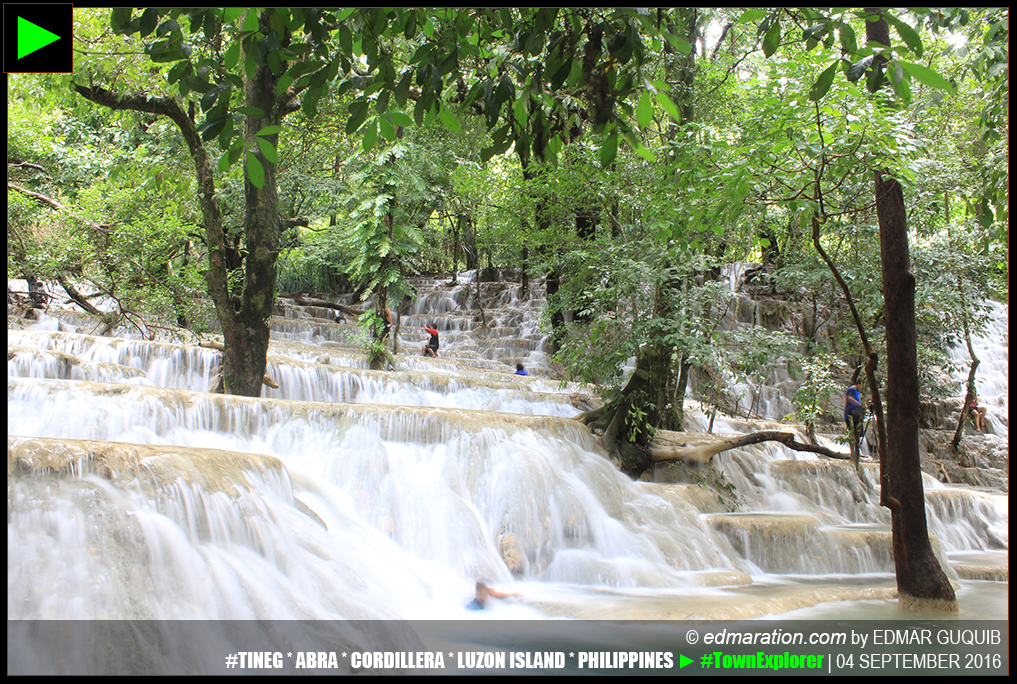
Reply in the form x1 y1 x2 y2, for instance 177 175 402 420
7 273 1008 622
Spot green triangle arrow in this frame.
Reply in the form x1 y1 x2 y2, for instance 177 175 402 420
679 654 693 669
18 17 62 59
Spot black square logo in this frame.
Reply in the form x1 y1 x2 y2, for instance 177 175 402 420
4 4 73 73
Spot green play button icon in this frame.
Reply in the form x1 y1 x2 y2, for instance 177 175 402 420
4 4 72 73
679 654 693 668
18 16 61 59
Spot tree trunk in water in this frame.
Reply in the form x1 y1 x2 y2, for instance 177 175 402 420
865 9 956 610
644 270 682 434
875 169 957 610
225 38 282 396
575 270 684 475
73 39 283 399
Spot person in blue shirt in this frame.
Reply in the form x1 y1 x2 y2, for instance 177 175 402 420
515 363 529 376
466 580 520 610
844 380 864 458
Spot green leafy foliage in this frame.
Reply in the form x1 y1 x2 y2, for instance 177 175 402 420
320 138 450 311
8 70 210 332
788 353 842 430
358 308 395 369
8 6 1007 410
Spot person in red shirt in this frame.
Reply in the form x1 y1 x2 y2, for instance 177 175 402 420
968 393 987 432
422 324 439 357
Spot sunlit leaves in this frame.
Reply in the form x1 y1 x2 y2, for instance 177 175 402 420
217 140 244 173
762 22 781 57
654 91 681 123
899 60 955 93
224 41 240 69
809 62 839 101
246 152 264 188
388 111 413 128
222 8 244 24
599 133 617 168
884 14 923 58
636 90 653 129
664 34 691 55
362 120 379 152
738 9 766 24
438 106 462 133
255 138 277 164
630 140 655 163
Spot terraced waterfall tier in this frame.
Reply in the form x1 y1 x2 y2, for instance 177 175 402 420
7 272 1008 627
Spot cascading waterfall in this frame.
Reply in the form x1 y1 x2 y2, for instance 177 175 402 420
7 271 1008 625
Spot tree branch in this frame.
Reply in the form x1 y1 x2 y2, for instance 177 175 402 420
55 274 117 335
8 161 47 173
72 82 235 334
648 430 850 466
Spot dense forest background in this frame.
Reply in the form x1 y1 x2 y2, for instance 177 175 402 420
8 7 1008 410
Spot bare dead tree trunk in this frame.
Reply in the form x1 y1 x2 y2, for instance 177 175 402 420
875 169 957 610
867 9 957 611
55 274 117 335
951 279 980 451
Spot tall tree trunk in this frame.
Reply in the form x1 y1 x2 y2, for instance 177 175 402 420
520 241 529 299
225 27 282 396
644 271 682 433
674 354 692 430
867 9 957 611
582 6 700 467
464 216 478 271
662 7 698 128
875 170 957 610
74 9 298 398
545 244 565 354
572 209 597 324
451 214 462 284
951 279 980 451
522 156 566 354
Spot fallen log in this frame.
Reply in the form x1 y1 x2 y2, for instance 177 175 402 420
647 430 850 466
55 274 117 335
197 340 280 389
278 293 366 318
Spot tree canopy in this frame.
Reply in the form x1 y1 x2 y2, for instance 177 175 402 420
8 7 1005 395
6 10 1004 426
